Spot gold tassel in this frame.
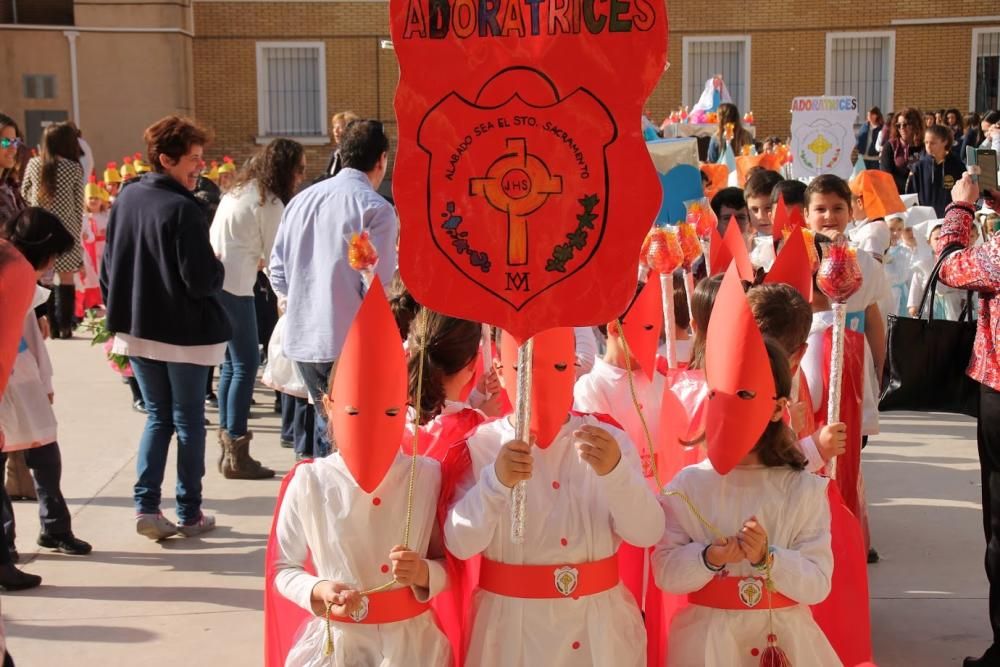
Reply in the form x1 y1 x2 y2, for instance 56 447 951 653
323 601 334 657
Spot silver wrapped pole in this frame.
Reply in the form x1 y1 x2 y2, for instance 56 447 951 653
683 270 696 338
660 273 677 369
825 302 848 479
510 338 533 544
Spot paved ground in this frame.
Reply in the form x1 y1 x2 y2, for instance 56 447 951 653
0 339 991 666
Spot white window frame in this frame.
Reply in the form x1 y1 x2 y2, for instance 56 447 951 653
970 27 1000 112
255 40 328 143
824 31 896 115
681 35 752 112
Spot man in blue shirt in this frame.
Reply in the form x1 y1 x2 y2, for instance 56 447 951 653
269 120 397 456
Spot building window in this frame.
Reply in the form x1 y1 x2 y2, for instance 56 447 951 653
23 75 56 100
1 0 74 25
681 36 751 112
826 32 895 118
972 28 1000 114
255 42 327 139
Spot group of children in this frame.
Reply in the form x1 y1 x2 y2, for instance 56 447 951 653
263 168 890 666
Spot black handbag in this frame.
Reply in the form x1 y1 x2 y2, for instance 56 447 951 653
879 244 980 418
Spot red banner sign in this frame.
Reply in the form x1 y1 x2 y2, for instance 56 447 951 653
391 0 668 340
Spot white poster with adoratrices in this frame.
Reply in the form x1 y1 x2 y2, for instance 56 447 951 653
790 96 858 181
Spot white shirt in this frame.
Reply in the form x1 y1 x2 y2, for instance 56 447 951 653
445 414 663 667
653 462 839 666
274 453 450 667
112 333 226 367
210 182 283 297
573 357 664 478
802 311 879 436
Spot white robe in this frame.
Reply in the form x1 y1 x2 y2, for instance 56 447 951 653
652 461 839 667
445 414 664 667
573 357 664 477
273 452 451 667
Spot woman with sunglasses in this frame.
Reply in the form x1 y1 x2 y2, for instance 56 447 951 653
0 114 26 227
879 106 926 194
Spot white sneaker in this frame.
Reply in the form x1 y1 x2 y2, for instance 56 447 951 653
177 514 216 537
136 513 178 541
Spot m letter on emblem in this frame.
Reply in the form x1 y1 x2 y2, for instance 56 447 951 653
505 271 530 292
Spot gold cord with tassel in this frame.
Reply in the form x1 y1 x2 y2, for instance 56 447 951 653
614 320 662 490
663 490 792 666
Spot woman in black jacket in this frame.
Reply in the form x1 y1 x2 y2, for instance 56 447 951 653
101 116 231 542
879 106 925 193
906 124 967 217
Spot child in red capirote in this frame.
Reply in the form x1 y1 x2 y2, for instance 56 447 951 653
445 327 663 667
653 268 839 666
573 277 665 482
265 278 451 667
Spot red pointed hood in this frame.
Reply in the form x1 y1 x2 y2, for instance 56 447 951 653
329 277 408 493
500 327 576 448
709 216 754 280
764 226 814 302
704 264 776 474
621 278 663 381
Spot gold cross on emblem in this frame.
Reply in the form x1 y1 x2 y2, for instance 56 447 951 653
470 137 564 266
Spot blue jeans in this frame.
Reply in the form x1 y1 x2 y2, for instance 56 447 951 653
130 357 209 525
281 392 315 457
217 291 259 438
294 361 334 457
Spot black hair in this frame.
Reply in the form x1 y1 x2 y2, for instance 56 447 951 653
0 206 75 270
710 187 747 219
770 179 807 207
340 120 390 172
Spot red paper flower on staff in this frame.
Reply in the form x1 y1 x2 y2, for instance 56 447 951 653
816 238 862 303
644 227 683 274
686 199 718 239
677 222 702 269
348 231 379 272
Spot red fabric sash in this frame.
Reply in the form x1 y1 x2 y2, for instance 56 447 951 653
688 576 797 610
327 586 430 624
479 554 620 599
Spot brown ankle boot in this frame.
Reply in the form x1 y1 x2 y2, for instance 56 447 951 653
217 429 231 474
223 432 275 480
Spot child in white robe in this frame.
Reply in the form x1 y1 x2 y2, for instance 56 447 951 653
269 279 451 667
445 327 664 667
653 316 838 667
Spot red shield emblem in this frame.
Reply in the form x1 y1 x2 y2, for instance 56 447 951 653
391 0 668 341
418 71 614 310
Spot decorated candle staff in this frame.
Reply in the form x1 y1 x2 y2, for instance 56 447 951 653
643 227 684 369
815 238 863 478
390 0 668 543
679 202 708 324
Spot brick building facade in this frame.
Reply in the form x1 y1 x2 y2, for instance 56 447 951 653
189 1 999 179
4 1 999 177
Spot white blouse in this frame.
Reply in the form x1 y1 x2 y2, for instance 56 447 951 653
210 182 283 297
